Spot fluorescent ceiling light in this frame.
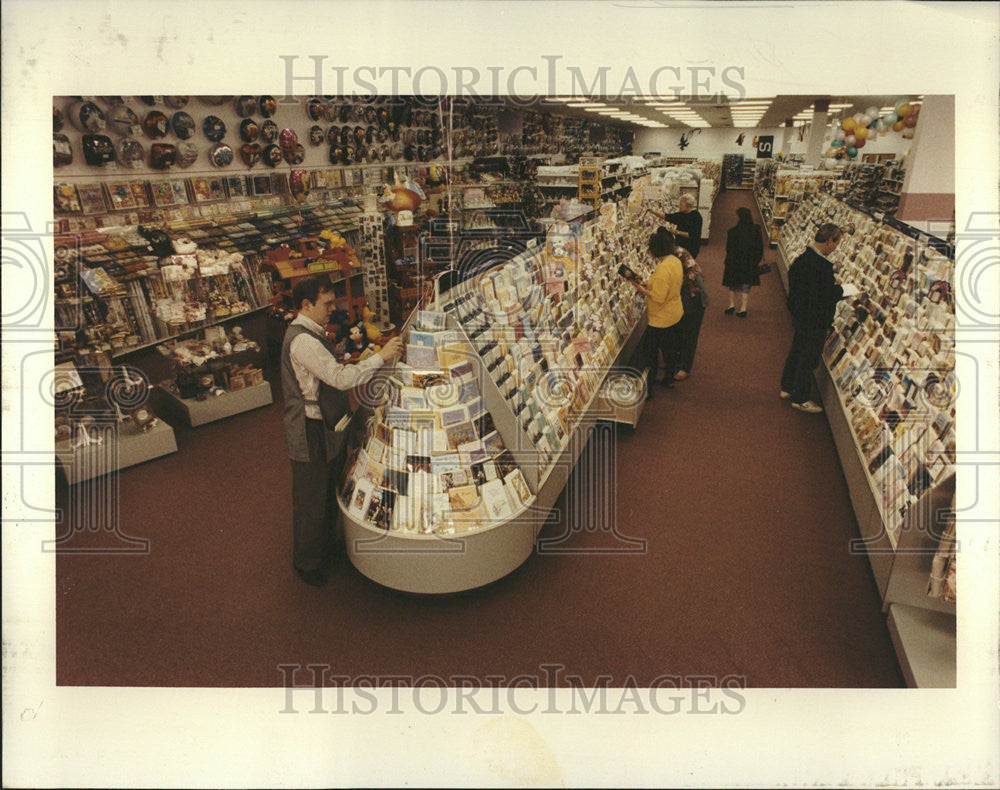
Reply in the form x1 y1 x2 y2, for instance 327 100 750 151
567 102 608 108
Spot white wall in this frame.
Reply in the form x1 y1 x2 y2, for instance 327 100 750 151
902 95 954 194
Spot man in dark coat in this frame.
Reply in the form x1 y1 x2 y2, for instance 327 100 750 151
780 223 844 413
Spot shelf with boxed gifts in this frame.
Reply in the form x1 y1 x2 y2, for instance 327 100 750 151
155 348 272 428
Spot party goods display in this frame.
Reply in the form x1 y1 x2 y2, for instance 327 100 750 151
829 99 921 160
202 115 226 142
108 104 142 136
171 111 196 140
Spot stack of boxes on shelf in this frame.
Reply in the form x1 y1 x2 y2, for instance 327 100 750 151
779 194 955 546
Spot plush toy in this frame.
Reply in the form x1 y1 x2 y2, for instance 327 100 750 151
320 228 347 250
362 305 382 343
344 320 370 356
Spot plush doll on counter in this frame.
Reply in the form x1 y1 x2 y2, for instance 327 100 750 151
338 320 371 359
362 305 382 343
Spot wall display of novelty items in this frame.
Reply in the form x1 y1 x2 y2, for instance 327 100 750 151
337 188 665 593
51 195 371 363
778 193 955 566
53 95 632 179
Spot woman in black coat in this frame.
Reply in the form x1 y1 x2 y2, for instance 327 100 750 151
722 207 765 317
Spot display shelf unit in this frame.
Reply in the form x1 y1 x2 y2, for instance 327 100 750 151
55 418 178 484
578 157 601 210
778 194 956 686
339 311 648 594
52 197 370 362
756 164 835 247
108 304 269 360
337 191 659 593
155 379 272 427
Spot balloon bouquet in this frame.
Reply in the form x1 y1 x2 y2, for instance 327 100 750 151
825 99 920 169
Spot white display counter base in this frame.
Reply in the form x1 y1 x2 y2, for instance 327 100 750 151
888 603 956 688
157 380 272 426
341 312 650 594
55 419 178 484
344 515 540 595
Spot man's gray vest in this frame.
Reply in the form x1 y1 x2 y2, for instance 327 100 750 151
281 323 352 462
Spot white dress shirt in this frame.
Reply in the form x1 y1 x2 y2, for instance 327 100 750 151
289 313 383 419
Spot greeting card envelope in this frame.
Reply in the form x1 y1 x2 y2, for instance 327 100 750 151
416 309 447 331
408 329 438 348
480 478 513 520
406 344 439 370
448 484 481 513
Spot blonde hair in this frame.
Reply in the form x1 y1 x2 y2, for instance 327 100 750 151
679 194 697 209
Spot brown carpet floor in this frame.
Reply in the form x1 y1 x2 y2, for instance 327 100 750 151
55 188 903 688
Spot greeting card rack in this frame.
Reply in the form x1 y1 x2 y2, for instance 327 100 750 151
337 195 658 593
777 192 956 686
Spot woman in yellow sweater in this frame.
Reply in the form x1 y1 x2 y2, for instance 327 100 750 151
626 227 685 398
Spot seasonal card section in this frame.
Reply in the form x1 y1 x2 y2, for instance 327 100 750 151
779 193 955 550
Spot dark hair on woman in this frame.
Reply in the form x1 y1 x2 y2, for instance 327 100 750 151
648 226 676 258
736 207 753 224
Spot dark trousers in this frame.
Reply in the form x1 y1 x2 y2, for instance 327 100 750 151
781 325 826 404
645 323 682 384
675 305 705 374
290 419 345 574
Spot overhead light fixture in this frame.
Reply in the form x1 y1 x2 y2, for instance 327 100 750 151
567 102 608 108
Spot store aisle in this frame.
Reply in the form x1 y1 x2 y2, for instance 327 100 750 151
55 190 902 689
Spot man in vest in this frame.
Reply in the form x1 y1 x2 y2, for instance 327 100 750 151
780 223 844 413
281 276 402 585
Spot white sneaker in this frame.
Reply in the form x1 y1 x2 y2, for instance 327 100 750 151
779 390 791 400
791 400 823 414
